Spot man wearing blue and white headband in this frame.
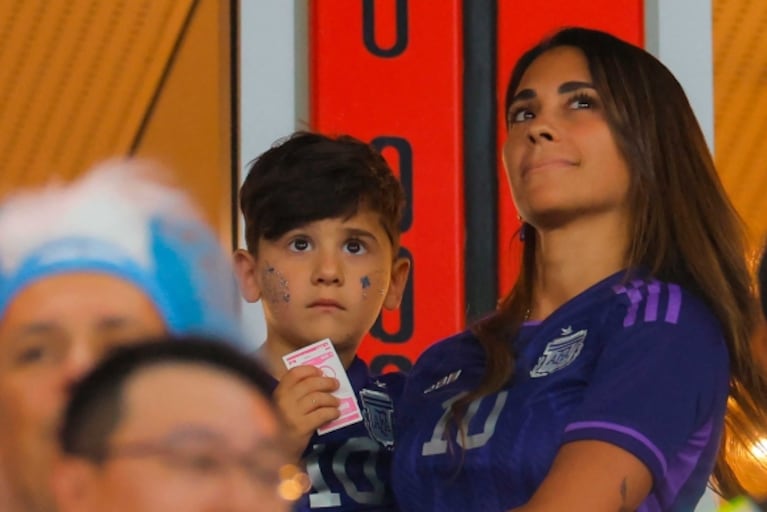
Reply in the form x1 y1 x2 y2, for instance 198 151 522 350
0 160 244 512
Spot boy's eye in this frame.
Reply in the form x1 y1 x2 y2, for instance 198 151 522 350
288 238 312 252
343 239 367 255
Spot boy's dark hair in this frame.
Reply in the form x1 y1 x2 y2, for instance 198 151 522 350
240 131 405 253
58 336 275 463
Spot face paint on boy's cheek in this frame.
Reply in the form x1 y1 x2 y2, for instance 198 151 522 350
261 265 291 304
360 275 371 299
360 270 388 300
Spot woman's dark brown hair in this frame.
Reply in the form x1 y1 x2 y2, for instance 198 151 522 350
454 26 767 498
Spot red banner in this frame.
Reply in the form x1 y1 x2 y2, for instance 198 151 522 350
310 0 465 372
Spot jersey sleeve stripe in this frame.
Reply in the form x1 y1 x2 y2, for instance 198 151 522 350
624 286 643 327
564 420 668 474
665 284 681 324
613 282 645 327
644 281 661 322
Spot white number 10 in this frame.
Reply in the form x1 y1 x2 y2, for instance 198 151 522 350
422 391 508 456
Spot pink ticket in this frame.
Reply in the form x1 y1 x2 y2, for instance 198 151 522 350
282 338 363 434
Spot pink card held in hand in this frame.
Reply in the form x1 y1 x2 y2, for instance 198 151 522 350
283 338 363 434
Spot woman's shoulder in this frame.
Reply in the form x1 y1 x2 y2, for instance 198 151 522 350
597 277 729 380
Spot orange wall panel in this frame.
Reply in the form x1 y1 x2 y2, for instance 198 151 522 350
0 0 233 244
133 0 234 242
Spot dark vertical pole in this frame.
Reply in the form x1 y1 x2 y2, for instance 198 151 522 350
463 0 498 321
229 0 240 251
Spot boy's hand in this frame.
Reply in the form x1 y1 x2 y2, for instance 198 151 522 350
273 365 341 461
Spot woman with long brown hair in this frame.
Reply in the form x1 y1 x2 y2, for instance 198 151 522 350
392 27 767 511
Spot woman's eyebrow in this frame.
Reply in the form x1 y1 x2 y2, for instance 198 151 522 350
558 80 595 93
510 80 596 105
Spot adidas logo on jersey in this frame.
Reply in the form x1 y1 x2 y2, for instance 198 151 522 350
423 369 462 394
530 326 587 378
372 379 387 389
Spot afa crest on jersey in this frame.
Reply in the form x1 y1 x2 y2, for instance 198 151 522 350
360 388 395 450
530 326 587 378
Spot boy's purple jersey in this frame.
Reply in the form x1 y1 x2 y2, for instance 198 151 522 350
392 271 729 512
271 357 403 512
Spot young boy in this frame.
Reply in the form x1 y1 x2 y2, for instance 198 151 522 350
234 131 410 511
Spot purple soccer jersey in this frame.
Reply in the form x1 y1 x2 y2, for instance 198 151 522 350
270 357 403 512
392 271 729 512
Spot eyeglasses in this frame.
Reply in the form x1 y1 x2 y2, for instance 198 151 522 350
103 435 311 501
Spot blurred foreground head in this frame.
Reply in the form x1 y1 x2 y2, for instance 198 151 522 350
52 337 302 512
0 159 242 511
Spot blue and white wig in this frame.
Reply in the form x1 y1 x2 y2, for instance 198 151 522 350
0 159 243 346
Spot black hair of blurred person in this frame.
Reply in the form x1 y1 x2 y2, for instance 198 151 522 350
58 336 276 462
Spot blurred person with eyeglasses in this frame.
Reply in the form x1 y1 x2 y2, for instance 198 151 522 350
51 336 309 511
0 160 245 511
